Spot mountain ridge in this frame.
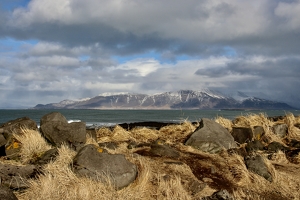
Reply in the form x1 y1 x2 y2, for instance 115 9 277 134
33 89 296 110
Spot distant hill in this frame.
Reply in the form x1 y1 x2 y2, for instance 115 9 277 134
33 89 296 110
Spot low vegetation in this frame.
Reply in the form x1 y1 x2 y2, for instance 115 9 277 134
2 113 300 199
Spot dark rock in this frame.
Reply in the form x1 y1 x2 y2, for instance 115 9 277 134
267 142 289 152
0 133 7 157
40 112 68 127
0 117 38 136
135 140 180 158
185 118 237 154
245 155 272 182
253 126 265 140
231 127 253 144
285 149 300 163
72 144 137 189
0 163 38 189
31 148 59 165
268 116 285 122
272 124 288 138
98 142 119 150
201 189 235 200
118 121 178 130
287 139 300 148
40 121 86 148
245 140 264 153
0 185 18 200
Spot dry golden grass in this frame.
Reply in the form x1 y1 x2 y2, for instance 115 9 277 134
158 121 197 144
13 128 52 164
215 116 233 132
9 113 300 200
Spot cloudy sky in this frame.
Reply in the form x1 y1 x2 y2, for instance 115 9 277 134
0 0 300 108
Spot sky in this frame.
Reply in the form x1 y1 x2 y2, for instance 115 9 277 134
0 0 300 108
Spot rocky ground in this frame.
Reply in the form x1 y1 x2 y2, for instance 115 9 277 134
0 112 300 199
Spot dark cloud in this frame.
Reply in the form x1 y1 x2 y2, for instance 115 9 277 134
0 0 300 108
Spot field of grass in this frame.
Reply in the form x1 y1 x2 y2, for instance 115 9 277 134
2 113 300 199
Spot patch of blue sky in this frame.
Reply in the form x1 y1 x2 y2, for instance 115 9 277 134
112 50 160 64
79 55 90 62
0 0 30 11
0 37 38 53
223 46 237 57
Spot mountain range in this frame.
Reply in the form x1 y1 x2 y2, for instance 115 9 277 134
33 89 296 110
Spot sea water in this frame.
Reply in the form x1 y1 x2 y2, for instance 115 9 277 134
0 109 299 128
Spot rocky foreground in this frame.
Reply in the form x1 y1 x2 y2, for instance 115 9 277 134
1 112 300 199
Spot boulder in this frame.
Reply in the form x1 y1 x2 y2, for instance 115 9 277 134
231 127 253 144
31 148 59 165
0 186 18 200
185 118 237 153
287 139 300 148
40 112 68 126
244 155 272 182
253 126 265 140
0 163 38 189
266 142 289 152
272 124 288 138
245 140 264 153
72 144 137 189
0 117 38 136
40 121 86 148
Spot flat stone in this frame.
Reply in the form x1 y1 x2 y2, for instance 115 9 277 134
72 144 137 189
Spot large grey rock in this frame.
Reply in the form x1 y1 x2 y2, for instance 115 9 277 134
0 163 38 189
272 124 288 138
40 121 86 147
245 155 272 182
231 127 253 144
73 144 137 189
40 112 68 126
0 117 38 136
0 186 18 200
185 118 237 153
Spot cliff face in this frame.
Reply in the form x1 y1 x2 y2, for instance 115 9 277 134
33 90 296 110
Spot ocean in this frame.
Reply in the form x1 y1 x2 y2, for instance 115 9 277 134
1 109 300 128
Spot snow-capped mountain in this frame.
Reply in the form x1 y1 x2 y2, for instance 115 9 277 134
33 89 296 110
